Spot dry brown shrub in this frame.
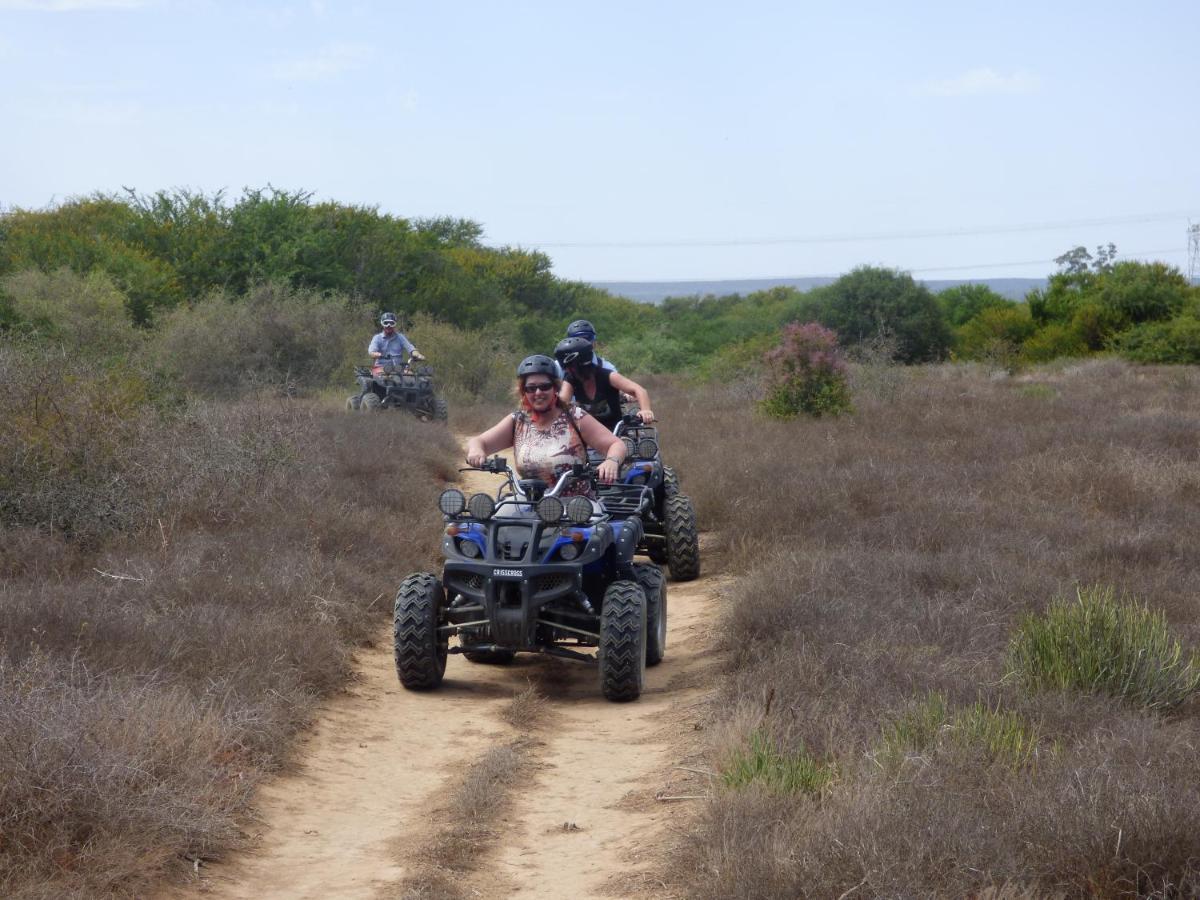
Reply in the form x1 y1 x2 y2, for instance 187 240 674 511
0 361 458 896
660 362 1200 897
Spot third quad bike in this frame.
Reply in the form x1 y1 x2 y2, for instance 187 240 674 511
393 457 667 702
595 414 700 582
346 354 448 421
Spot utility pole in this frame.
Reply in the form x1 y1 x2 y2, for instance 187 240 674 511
1189 222 1200 283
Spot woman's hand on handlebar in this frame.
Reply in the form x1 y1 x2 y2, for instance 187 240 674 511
597 457 620 484
637 409 656 424
466 450 487 467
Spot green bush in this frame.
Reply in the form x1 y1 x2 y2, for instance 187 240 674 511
1008 585 1200 710
149 282 365 398
878 692 1041 769
722 729 835 795
404 312 518 403
1117 314 1200 364
759 322 853 419
1020 323 1088 363
938 283 1013 328
955 305 1037 362
1 268 143 362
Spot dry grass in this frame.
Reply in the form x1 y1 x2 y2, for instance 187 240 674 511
0 349 458 897
657 360 1200 897
391 687 548 900
500 682 548 730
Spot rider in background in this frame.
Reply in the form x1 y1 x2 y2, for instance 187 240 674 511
565 319 617 372
369 312 425 371
555 336 655 431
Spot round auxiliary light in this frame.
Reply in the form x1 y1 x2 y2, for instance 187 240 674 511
458 539 482 559
622 436 637 457
467 492 496 520
438 489 465 517
566 496 593 526
636 438 659 459
536 495 564 524
558 542 580 561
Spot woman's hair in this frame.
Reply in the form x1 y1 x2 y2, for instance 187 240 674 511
514 373 566 413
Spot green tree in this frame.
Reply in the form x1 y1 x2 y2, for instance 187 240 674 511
938 283 1014 328
810 266 952 363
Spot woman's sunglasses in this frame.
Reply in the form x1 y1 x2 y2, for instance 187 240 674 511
523 382 555 394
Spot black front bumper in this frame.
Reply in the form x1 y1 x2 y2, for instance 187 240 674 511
442 561 583 650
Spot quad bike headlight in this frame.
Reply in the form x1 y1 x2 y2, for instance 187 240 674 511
566 496 593 526
622 436 637 457
438 489 465 516
467 492 495 520
636 438 659 459
457 539 482 559
536 496 564 524
557 542 580 561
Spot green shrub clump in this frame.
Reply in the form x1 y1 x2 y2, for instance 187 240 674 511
879 692 1041 769
1008 585 1200 710
759 322 852 419
1116 314 1200 364
722 729 835 795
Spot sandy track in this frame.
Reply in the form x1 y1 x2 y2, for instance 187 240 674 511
171 468 720 900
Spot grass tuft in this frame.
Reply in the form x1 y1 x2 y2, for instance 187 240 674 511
879 692 1042 769
721 729 835 796
1008 585 1200 710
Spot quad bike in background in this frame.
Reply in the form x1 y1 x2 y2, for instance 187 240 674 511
346 354 448 421
594 413 700 582
393 456 667 702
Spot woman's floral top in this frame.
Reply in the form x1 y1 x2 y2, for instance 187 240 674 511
511 405 593 498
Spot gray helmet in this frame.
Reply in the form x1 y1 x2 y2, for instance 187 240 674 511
380 311 397 327
566 319 596 340
516 354 559 379
554 336 595 369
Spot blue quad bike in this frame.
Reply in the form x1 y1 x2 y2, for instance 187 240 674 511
597 414 700 582
346 354 448 422
393 457 666 701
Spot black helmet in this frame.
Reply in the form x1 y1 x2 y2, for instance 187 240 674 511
516 354 559 379
566 319 596 340
554 336 595 369
380 311 397 327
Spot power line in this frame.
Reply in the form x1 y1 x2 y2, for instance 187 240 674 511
507 210 1198 250
905 246 1184 276
582 247 1186 284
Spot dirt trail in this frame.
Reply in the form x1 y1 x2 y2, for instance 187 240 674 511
173 465 721 900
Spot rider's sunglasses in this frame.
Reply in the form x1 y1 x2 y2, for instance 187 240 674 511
523 382 555 394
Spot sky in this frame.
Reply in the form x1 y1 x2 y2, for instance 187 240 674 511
1 0 1198 283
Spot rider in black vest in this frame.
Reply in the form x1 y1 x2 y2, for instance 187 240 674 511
555 336 655 431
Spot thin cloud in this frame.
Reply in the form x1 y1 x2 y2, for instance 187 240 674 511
920 67 1040 97
0 0 150 9
270 42 374 82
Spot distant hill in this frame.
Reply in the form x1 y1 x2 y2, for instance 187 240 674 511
591 276 1046 304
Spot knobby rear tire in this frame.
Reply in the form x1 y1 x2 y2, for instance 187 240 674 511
633 563 667 666
665 493 701 582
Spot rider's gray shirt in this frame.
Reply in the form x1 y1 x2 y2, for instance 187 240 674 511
597 355 617 373
368 331 415 361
